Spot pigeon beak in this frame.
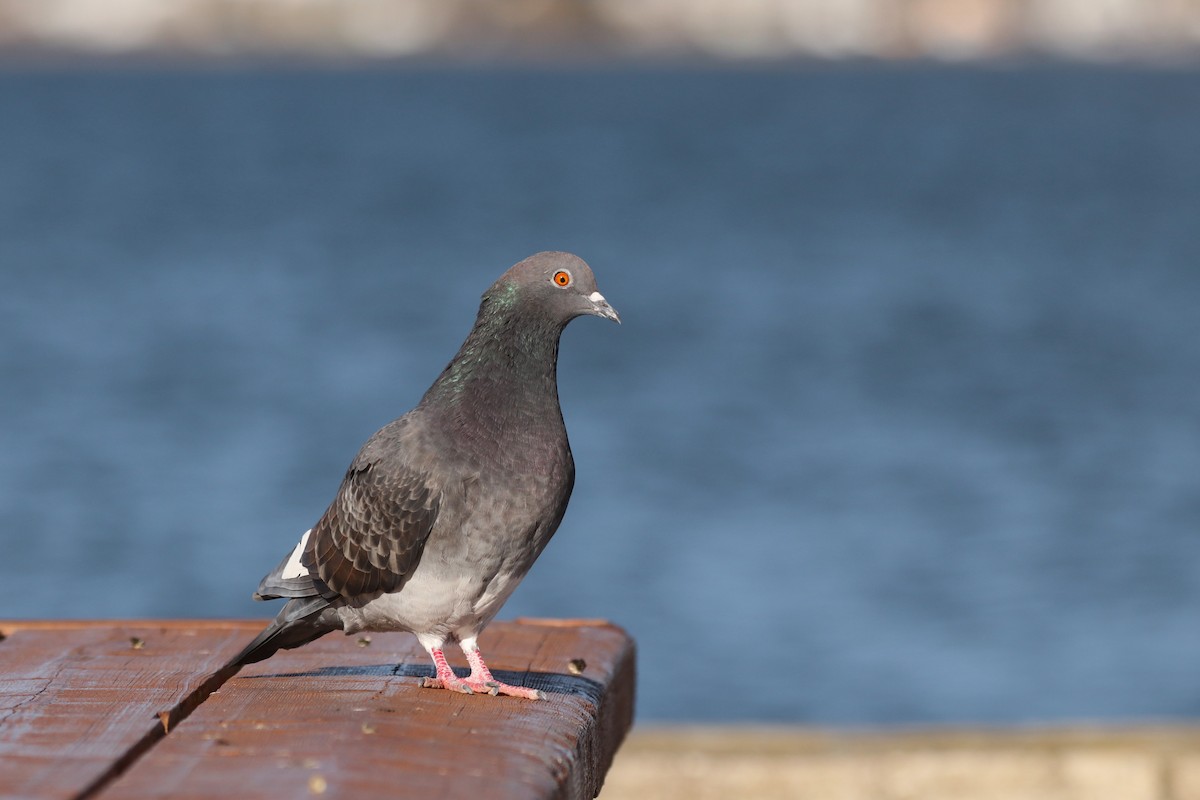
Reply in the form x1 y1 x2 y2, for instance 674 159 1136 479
587 291 621 324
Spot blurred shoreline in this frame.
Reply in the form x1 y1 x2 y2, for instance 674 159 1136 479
1 0 1199 63
602 725 1200 799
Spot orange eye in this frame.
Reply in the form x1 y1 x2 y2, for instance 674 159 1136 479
553 271 571 287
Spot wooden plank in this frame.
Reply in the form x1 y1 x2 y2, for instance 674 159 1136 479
0 619 634 800
96 619 634 800
0 620 261 800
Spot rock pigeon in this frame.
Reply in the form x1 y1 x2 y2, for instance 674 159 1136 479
229 252 618 700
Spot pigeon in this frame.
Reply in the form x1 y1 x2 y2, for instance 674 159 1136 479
229 252 619 700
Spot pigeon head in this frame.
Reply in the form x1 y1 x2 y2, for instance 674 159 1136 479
484 251 620 328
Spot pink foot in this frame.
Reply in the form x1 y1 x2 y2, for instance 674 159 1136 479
420 675 544 700
419 647 546 700
420 674 476 694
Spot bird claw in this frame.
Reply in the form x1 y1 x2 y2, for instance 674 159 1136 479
421 676 474 694
422 648 545 699
420 675 543 700
481 682 545 701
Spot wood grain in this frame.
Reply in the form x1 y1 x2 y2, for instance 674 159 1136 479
0 621 261 800
0 620 635 800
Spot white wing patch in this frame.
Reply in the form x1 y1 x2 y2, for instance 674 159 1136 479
280 529 313 579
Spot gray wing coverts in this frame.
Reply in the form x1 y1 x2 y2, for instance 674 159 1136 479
307 459 440 599
241 458 438 664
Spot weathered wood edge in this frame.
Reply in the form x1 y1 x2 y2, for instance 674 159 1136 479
1 619 636 800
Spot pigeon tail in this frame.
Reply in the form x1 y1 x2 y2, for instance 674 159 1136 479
229 596 341 667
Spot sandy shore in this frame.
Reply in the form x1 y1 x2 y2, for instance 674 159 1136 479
600 725 1200 799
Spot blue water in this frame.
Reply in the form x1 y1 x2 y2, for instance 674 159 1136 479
2 65 1199 723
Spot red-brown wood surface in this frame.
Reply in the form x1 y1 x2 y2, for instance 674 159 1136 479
0 620 262 800
0 619 635 800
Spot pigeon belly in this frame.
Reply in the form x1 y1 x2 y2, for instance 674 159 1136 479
335 565 524 640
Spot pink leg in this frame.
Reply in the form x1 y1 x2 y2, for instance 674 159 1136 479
462 646 545 700
420 647 474 694
418 638 545 700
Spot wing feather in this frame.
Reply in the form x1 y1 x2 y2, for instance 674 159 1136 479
304 458 440 601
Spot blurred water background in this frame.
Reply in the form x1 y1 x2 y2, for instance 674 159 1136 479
2 25 1200 725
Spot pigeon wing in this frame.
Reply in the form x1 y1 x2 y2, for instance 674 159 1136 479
306 458 440 601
